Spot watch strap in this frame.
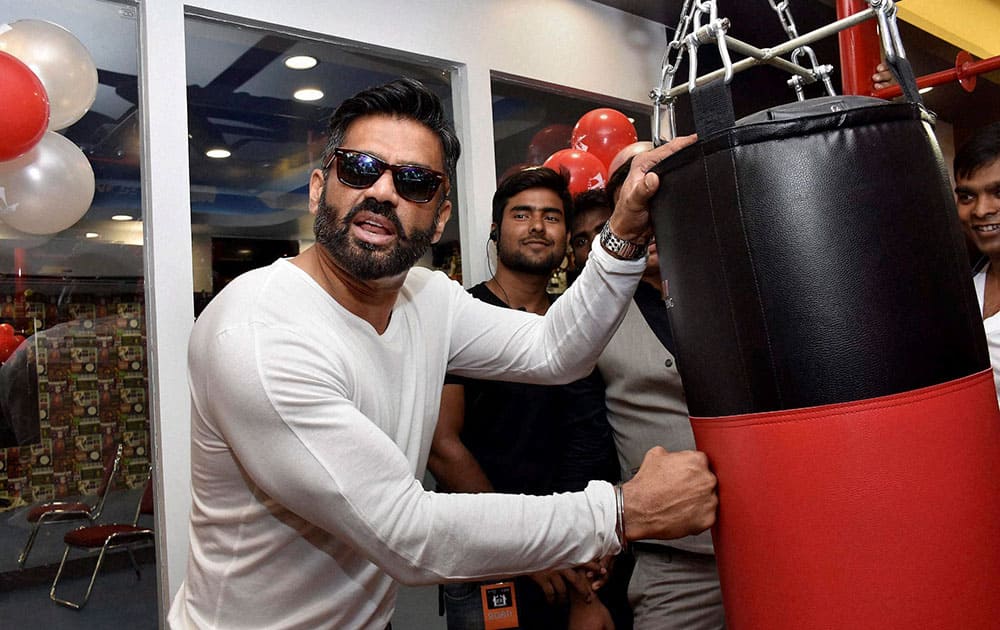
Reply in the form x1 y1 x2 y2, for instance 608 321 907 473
600 222 648 260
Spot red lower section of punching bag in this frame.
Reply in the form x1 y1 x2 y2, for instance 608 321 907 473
691 369 1000 629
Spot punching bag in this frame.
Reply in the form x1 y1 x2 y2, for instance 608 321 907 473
649 66 1000 628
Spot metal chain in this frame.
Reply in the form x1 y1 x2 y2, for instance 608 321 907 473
768 0 837 98
768 0 800 40
651 0 698 143
655 0 696 101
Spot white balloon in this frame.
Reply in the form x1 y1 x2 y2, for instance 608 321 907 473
0 19 98 131
0 221 51 250
0 132 95 235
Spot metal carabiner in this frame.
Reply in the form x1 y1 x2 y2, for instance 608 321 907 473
716 21 734 85
686 1 733 92
791 46 837 97
872 0 905 63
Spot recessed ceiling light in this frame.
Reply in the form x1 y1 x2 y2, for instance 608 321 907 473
111 214 134 221
206 148 232 159
918 86 934 94
284 55 317 70
85 232 100 238
294 88 324 102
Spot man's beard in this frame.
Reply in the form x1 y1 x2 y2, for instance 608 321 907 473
314 196 440 280
497 238 564 277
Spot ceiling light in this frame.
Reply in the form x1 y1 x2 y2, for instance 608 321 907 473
918 86 934 94
284 55 317 70
294 88 324 102
85 232 100 239
206 148 232 159
111 214 134 221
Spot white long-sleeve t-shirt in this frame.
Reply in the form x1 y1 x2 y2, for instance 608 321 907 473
973 265 1000 401
167 242 645 629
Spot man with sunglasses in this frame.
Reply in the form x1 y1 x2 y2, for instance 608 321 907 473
169 78 711 630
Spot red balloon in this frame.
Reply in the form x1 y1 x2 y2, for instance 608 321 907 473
0 323 14 337
0 51 50 162
543 149 607 195
571 108 638 170
0 335 19 363
526 124 572 165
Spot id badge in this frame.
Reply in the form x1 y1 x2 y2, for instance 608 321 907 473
480 581 519 629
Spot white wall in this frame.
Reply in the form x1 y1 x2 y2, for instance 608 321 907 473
138 0 666 624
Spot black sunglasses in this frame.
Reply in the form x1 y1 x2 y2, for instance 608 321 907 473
325 148 446 204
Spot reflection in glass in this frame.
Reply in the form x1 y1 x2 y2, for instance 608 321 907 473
491 76 652 185
0 1 155 625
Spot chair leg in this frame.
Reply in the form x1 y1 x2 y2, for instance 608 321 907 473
50 543 110 610
49 544 77 609
18 524 41 568
126 546 141 580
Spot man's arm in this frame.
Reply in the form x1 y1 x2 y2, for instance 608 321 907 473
446 136 698 387
427 383 494 493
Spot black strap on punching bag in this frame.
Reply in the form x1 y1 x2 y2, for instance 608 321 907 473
885 55 922 105
689 78 735 139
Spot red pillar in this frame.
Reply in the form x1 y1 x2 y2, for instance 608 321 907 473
837 0 882 95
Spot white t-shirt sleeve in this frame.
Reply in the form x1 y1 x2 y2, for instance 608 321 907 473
447 239 646 383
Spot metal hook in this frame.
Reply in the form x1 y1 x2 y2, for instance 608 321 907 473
872 0 905 63
686 1 732 92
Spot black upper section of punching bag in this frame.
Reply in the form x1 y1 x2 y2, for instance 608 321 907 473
650 96 990 417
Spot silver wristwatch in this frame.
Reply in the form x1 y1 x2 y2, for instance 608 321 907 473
599 222 648 260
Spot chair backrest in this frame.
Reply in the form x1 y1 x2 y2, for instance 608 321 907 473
91 443 124 516
131 467 154 525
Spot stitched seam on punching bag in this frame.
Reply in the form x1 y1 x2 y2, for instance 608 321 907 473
702 152 753 407
690 370 991 428
727 149 782 408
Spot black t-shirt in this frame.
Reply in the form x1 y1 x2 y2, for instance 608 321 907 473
444 282 615 495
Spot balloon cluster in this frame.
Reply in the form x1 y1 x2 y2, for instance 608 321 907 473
523 108 641 195
0 20 98 235
0 322 25 363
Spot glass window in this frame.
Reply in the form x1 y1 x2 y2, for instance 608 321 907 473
184 16 461 312
491 74 652 185
0 0 154 621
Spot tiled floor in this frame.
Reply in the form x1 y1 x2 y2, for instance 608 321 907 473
0 486 158 628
